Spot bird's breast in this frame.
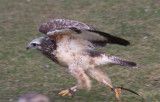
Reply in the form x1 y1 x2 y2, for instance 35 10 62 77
53 35 94 67
55 51 74 67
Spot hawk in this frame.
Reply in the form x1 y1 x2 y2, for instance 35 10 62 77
27 19 139 100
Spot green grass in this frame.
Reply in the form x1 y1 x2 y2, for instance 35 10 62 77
0 0 160 102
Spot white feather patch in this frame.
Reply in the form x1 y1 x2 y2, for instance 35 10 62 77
72 30 106 41
29 37 45 45
47 28 107 42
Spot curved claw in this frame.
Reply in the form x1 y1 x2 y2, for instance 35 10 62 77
112 86 144 100
114 88 122 100
58 86 77 97
111 87 122 100
58 89 72 96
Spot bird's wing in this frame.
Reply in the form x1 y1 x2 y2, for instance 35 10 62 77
39 19 95 34
39 19 130 47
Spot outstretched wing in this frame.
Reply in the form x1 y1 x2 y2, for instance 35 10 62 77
39 19 95 34
39 19 130 47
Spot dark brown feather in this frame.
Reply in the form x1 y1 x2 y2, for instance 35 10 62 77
39 19 130 46
87 30 130 46
86 50 104 57
40 37 58 63
111 56 137 68
39 19 95 34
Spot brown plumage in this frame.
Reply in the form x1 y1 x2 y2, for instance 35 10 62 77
39 19 130 47
27 19 138 100
39 19 95 34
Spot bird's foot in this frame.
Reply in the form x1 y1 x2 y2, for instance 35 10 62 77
111 86 142 100
58 86 77 96
111 86 122 100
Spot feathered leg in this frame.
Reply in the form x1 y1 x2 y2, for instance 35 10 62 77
70 67 91 90
86 68 122 100
59 66 91 96
86 67 112 85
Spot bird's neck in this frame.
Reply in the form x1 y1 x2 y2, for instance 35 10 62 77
42 51 58 63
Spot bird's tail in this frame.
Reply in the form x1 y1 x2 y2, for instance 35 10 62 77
108 55 137 68
87 50 137 68
93 53 137 68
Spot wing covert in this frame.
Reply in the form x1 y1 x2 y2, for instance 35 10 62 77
39 19 95 34
47 27 130 47
39 19 130 47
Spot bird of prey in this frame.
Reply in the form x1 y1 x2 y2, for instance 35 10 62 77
27 19 139 100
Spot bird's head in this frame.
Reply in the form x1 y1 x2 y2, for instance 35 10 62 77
27 37 56 52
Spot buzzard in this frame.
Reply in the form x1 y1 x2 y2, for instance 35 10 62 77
27 19 139 100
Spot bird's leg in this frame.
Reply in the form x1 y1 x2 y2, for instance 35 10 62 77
86 68 121 100
58 85 77 96
103 80 122 100
58 65 91 96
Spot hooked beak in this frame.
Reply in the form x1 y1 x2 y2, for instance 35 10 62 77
26 46 30 50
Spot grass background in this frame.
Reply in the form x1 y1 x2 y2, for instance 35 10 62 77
0 0 160 102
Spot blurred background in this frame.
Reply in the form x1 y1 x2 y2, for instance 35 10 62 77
0 0 160 102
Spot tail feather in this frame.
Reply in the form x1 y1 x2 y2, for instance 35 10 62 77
110 56 137 68
88 50 137 68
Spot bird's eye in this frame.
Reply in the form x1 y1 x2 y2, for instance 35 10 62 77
32 43 37 46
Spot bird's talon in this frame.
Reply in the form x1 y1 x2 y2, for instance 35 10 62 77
68 92 72 96
112 86 122 100
58 88 75 96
